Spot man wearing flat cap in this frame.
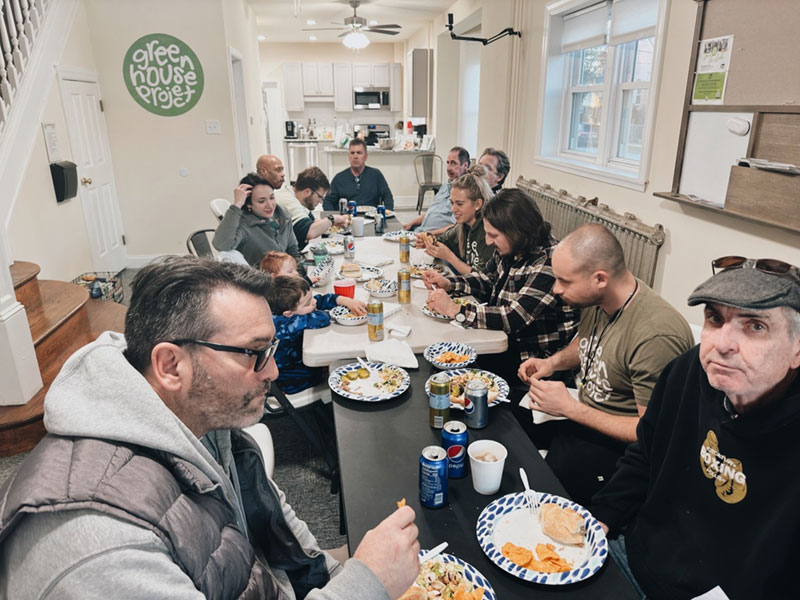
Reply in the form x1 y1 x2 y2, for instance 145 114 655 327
589 256 800 600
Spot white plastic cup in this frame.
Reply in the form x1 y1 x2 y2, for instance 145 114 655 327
468 440 508 495
352 216 365 237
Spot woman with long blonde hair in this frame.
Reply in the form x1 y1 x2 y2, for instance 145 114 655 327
418 164 495 275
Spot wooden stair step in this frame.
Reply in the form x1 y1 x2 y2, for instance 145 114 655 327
10 261 41 309
0 297 127 457
25 280 89 347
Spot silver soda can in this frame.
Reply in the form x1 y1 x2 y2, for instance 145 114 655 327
344 235 356 258
419 445 448 508
464 380 489 429
339 198 348 214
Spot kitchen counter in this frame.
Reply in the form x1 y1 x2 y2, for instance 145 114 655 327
323 147 427 153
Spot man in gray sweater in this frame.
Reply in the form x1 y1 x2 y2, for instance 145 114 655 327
0 257 420 599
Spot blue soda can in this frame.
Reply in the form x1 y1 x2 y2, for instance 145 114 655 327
348 200 357 217
464 380 489 429
375 205 386 234
442 421 468 478
419 445 448 508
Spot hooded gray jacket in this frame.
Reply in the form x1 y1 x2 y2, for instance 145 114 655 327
0 332 389 600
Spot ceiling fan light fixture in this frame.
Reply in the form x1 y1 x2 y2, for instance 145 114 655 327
343 31 370 49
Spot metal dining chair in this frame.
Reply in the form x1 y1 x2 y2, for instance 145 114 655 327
186 229 216 257
414 153 443 213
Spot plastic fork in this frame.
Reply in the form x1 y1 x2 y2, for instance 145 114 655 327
519 467 539 516
419 541 448 564
356 356 374 375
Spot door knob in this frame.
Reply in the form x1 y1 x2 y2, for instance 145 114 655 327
81 177 92 185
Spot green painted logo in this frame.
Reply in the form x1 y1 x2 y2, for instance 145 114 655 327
123 33 203 116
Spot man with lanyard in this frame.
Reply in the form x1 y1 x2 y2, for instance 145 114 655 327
279 166 350 244
517 224 694 505
402 146 470 234
590 256 800 599
322 138 394 210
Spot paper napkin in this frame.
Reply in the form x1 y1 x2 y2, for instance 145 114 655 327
388 324 411 337
366 338 418 368
381 301 402 318
518 387 579 424
358 255 394 267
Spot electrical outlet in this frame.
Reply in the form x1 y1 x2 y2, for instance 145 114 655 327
205 120 221 135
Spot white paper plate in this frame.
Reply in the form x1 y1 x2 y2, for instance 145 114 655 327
336 265 383 282
382 230 417 243
409 263 445 279
328 362 410 401
310 256 334 287
414 551 496 600
424 368 509 409
363 278 397 298
330 305 366 326
423 341 477 369
476 492 608 585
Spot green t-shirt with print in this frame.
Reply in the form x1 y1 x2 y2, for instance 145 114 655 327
436 215 494 273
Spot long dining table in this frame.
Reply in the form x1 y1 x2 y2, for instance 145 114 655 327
302 231 508 367
329 358 638 599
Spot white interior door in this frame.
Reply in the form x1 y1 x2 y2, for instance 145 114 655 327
59 75 127 273
230 49 251 176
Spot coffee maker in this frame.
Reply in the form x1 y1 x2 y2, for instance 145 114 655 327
285 120 297 139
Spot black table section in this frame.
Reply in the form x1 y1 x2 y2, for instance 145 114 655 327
331 359 638 599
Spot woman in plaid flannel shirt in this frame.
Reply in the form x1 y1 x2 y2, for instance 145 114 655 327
424 189 578 381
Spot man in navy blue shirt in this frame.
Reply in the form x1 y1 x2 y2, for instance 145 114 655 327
322 138 394 210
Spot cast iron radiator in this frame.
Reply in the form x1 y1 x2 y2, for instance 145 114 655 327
516 177 665 287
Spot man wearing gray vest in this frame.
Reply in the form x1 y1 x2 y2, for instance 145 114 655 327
0 257 420 599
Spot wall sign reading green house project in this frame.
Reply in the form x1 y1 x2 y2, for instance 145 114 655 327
123 33 203 116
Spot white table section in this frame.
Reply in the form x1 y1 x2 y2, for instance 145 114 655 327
302 236 508 367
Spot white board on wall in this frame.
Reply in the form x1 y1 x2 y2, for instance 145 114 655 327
679 111 753 206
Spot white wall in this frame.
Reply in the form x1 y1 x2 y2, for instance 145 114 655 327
8 0 96 280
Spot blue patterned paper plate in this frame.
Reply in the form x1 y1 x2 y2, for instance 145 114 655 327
423 341 477 369
424 368 509 409
328 362 410 402
330 305 367 326
416 551 496 600
310 256 334 287
382 230 416 243
476 492 608 585
363 278 397 298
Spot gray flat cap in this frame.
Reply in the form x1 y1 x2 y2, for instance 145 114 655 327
688 264 800 311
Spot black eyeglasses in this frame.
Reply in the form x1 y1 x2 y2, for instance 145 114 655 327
712 256 800 282
170 338 279 372
311 189 326 203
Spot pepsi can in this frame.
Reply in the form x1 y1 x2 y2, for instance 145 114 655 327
442 421 468 478
344 235 355 259
339 198 348 214
419 445 448 508
348 200 357 217
375 205 386 234
464 380 489 429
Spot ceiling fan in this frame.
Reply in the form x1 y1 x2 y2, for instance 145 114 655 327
302 0 401 38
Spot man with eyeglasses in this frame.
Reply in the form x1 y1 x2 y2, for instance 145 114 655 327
322 138 394 211
0 257 421 599
276 166 350 243
589 256 800 599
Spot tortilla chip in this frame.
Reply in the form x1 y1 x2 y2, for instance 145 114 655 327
454 584 485 600
501 541 533 568
526 543 572 573
397 498 406 508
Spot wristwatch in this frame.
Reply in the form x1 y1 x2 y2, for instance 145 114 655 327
454 305 467 323
327 214 335 224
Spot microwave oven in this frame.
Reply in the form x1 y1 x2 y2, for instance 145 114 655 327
353 87 389 110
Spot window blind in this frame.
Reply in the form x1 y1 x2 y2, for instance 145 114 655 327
561 2 609 53
609 0 658 46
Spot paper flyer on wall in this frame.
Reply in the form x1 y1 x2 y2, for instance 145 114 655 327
692 35 733 105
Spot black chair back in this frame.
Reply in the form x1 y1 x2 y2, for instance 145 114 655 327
186 229 216 257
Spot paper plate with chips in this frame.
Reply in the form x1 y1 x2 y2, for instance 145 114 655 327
423 341 477 369
476 492 607 585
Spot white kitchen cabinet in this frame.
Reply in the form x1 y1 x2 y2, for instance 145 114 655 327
352 64 372 88
390 63 402 112
301 63 333 96
282 62 304 112
372 63 390 87
333 63 353 112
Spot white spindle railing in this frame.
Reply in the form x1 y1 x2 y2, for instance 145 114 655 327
0 0 50 136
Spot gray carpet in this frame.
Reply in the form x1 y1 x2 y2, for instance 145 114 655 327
0 266 345 550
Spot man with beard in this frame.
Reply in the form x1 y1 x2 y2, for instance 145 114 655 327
516 224 694 505
0 257 420 600
279 166 350 243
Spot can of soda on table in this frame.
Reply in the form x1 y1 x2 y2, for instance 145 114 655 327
399 233 410 264
344 235 356 259
397 269 411 304
428 372 451 429
464 380 489 429
367 300 384 341
375 205 386 234
419 445 448 508
442 421 468 478
348 200 358 217
339 198 348 214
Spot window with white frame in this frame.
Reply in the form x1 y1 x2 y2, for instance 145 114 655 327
536 0 664 190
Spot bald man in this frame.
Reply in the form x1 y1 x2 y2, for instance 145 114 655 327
256 154 308 224
516 224 694 505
